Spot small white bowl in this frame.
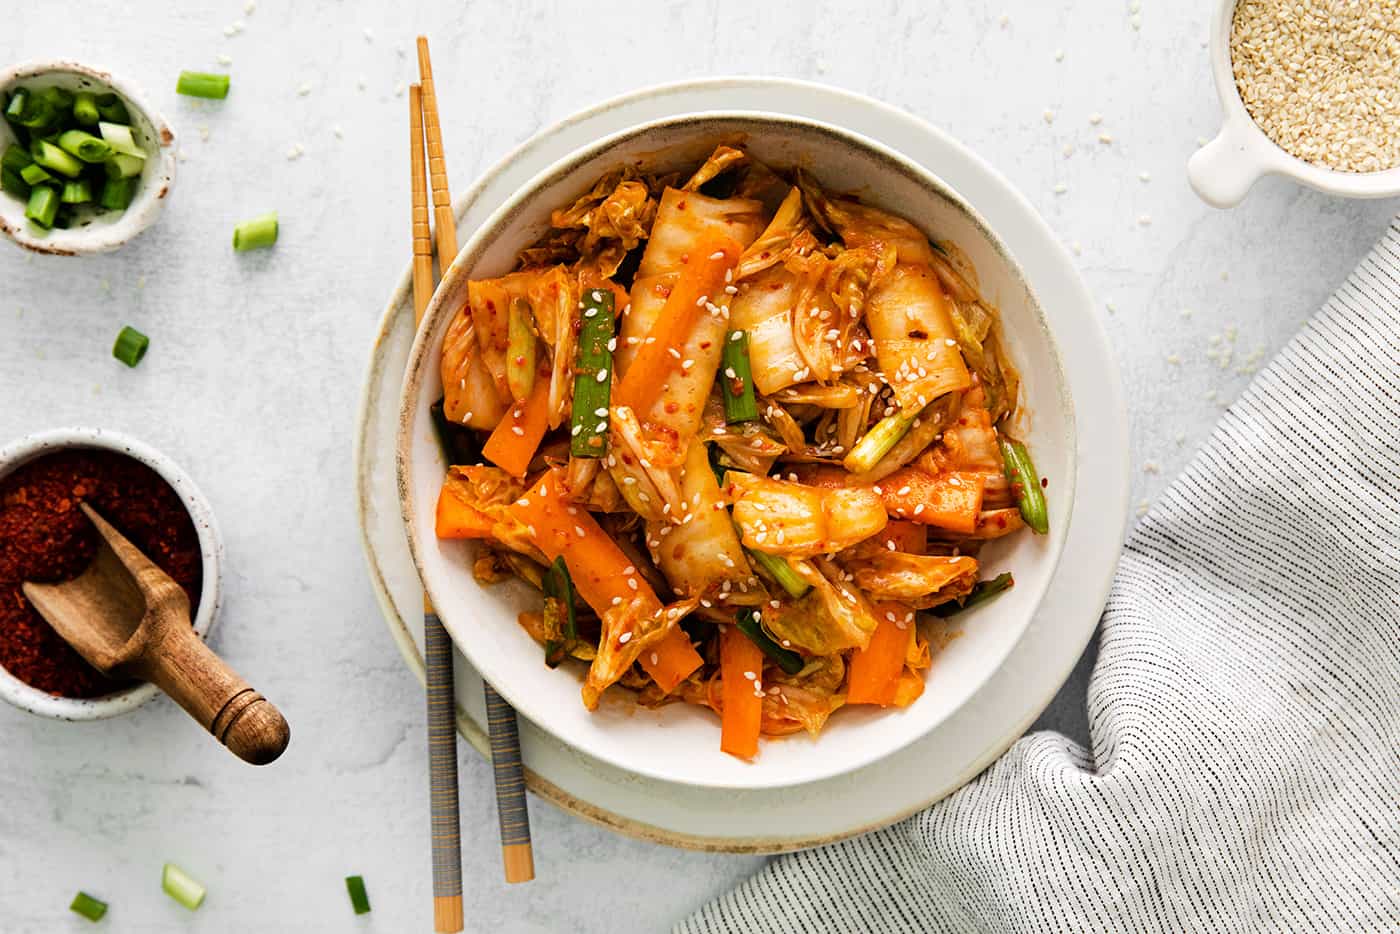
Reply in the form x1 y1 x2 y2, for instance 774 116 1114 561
399 113 1076 789
0 428 222 721
1189 0 1400 207
0 61 177 255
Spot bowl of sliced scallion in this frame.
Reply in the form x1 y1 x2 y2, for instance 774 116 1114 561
0 60 176 255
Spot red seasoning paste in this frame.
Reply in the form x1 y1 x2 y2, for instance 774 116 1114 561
0 449 202 697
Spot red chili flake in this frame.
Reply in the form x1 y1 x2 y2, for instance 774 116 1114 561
1041 477 1049 488
0 450 202 698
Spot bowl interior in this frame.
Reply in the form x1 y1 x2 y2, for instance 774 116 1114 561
401 114 1075 789
0 429 221 721
0 63 174 254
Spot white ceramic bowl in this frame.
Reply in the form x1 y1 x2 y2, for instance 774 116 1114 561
399 113 1075 789
0 428 222 721
1188 0 1400 207
0 61 177 255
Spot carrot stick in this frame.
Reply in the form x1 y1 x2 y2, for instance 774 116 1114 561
434 481 495 539
482 381 550 478
508 470 701 692
613 235 740 412
876 520 927 554
878 468 985 534
846 600 914 706
719 625 765 760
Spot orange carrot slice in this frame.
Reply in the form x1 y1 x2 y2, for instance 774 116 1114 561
719 624 765 760
846 600 915 706
482 381 550 478
434 481 495 539
878 468 985 534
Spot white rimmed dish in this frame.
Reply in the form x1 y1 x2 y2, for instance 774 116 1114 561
1188 0 1400 208
0 61 177 255
397 112 1076 791
0 427 222 721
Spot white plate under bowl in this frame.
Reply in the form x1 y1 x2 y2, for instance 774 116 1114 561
398 113 1075 791
357 77 1127 849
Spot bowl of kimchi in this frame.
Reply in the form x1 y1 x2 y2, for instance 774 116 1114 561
398 113 1074 789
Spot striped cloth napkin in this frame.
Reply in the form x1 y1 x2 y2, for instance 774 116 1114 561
680 218 1400 933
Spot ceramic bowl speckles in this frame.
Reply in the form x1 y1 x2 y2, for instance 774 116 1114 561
1188 0 1400 207
397 112 1076 790
0 428 222 721
0 61 177 255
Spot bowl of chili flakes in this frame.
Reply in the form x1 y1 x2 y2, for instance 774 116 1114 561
0 427 222 721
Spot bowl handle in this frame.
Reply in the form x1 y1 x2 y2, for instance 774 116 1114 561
1188 122 1269 208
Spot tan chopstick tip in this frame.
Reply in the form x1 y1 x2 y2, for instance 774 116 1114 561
434 894 464 932
503 843 535 884
416 35 433 79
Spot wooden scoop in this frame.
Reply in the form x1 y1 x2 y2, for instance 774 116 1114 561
22 503 289 765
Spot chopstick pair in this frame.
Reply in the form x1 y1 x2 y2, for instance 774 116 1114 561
409 37 535 934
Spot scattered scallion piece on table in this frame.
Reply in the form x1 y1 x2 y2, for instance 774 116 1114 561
505 296 538 402
745 547 811 599
344 875 371 915
69 891 108 922
25 185 58 228
97 121 145 159
56 129 112 163
72 91 100 125
176 71 231 100
570 287 615 458
720 329 759 423
931 571 1015 617
160 863 206 911
100 176 137 211
60 179 93 204
232 212 278 251
112 326 149 367
843 409 916 473
999 439 1048 534
735 608 804 675
29 139 83 178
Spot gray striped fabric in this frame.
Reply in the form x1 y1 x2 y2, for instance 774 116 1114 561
681 219 1400 933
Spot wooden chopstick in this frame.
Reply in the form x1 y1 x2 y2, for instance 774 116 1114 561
416 36 536 887
411 83 466 934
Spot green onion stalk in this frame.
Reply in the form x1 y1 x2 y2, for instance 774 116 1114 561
999 439 1048 534
842 409 916 474
569 287 615 458
735 608 803 674
720 329 759 423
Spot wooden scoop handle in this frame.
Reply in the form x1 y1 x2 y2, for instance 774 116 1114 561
141 619 290 765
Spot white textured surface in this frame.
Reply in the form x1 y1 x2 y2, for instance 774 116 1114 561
1 2 1394 932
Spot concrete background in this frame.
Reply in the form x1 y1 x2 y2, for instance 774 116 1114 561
2 1 1395 931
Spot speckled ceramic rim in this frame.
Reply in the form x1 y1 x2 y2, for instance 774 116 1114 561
0 60 178 255
1189 0 1400 206
396 111 1074 789
0 428 222 721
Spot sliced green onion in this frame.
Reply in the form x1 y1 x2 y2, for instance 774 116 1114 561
60 179 92 203
19 163 51 185
30 139 83 177
25 185 58 228
720 329 759 423
570 287 615 458
57 129 112 163
541 555 578 668
1 167 30 198
4 89 27 122
999 439 1048 535
843 409 916 474
97 121 145 159
931 571 1014 617
506 296 538 403
735 608 803 675
161 863 205 911
430 397 480 464
176 71 231 99
112 325 149 367
73 91 100 125
1 143 31 172
39 86 74 111
344 875 371 915
232 211 278 251
105 152 144 179
69 891 108 922
12 92 56 129
94 93 129 123
99 176 137 211
746 547 811 599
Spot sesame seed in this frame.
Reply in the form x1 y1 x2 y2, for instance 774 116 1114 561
596 369 608 382
619 632 632 644
651 652 660 665
574 526 586 537
511 426 524 436
611 596 622 606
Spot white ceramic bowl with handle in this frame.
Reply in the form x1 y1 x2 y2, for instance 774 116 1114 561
0 61 177 255
398 112 1076 790
0 428 222 721
1188 0 1400 207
